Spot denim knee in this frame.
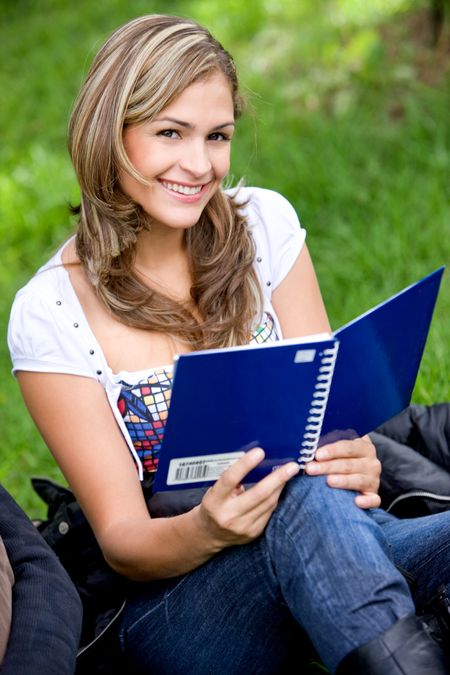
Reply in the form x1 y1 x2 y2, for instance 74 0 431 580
270 473 391 555
276 473 357 522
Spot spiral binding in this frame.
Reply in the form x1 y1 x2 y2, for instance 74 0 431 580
298 341 340 469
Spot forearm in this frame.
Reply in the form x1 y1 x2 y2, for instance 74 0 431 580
100 505 222 581
101 449 300 580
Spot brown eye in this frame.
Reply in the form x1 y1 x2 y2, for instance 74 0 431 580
158 129 180 139
208 132 229 142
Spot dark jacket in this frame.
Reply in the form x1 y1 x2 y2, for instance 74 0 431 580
371 403 450 516
0 483 83 675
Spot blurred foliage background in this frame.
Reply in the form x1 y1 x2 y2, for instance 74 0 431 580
1 0 449 516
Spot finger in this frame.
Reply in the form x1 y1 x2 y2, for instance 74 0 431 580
315 437 374 461
306 457 363 476
244 499 283 538
212 447 266 499
355 492 382 510
201 477 288 545
239 480 291 538
306 454 381 482
237 484 286 533
235 461 300 514
325 472 378 494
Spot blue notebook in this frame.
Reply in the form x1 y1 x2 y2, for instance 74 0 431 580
153 267 444 492
321 266 444 438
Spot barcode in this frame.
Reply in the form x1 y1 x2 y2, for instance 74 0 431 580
174 462 216 482
167 451 244 486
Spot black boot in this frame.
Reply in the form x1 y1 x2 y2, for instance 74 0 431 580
336 614 449 674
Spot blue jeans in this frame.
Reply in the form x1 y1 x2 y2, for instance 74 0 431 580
119 476 450 674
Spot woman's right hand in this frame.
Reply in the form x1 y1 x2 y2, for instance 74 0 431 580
195 447 300 550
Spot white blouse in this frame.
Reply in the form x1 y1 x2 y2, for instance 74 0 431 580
8 187 306 478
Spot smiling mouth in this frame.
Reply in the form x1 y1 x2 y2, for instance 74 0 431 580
159 180 205 196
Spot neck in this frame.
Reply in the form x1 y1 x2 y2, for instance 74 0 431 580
135 227 186 271
133 228 192 303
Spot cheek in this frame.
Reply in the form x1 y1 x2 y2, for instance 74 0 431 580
216 150 231 179
118 167 147 203
124 146 149 174
123 129 157 175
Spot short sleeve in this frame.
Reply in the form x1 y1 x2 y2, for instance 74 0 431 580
8 288 94 378
239 187 306 290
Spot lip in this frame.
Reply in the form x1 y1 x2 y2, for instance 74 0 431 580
157 179 211 204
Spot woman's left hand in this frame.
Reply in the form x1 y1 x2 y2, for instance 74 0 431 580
304 435 382 509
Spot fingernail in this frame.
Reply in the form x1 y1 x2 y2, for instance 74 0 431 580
306 462 319 474
286 463 300 477
252 448 264 461
315 449 328 461
328 475 342 487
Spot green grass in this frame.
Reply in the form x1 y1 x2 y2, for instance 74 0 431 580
1 0 449 518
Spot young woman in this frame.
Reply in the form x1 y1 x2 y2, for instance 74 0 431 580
8 15 450 674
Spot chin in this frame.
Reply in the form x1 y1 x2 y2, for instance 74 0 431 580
148 204 210 231
147 215 202 233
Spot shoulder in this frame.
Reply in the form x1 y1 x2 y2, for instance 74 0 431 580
9 260 66 349
8 254 96 378
10 248 69 335
10 242 70 309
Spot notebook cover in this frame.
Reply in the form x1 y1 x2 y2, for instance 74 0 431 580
321 266 445 439
153 337 338 492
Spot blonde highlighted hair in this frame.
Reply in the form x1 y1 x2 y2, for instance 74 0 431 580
68 14 262 349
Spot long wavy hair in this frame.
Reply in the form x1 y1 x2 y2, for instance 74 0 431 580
68 14 262 349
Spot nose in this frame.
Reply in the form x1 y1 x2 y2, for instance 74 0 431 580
178 139 212 178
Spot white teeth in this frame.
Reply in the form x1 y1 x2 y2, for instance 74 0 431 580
161 181 202 195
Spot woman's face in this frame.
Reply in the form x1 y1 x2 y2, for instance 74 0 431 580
120 71 235 234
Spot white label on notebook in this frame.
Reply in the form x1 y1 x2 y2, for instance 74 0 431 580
294 349 316 363
167 452 245 485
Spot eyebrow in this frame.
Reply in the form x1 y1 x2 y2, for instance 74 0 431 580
153 116 235 130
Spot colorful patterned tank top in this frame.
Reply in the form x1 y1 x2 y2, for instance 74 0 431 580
117 313 278 474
